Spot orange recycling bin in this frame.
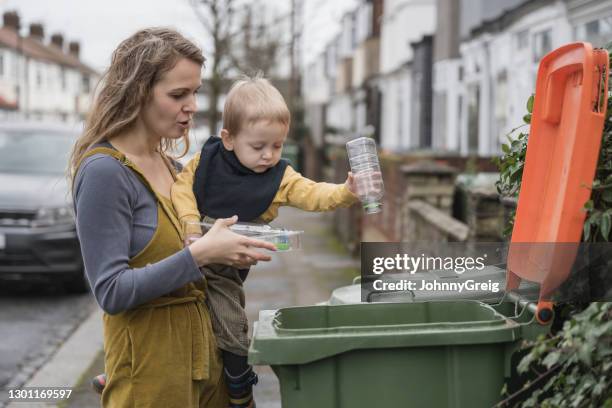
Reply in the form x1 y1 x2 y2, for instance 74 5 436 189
507 42 609 323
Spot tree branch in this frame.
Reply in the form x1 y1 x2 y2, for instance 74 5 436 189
493 364 564 408
189 0 214 34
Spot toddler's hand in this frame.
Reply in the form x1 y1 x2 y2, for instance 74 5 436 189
345 172 357 195
184 233 202 247
182 220 204 247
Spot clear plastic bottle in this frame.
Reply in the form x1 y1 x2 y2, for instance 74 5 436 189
346 137 384 214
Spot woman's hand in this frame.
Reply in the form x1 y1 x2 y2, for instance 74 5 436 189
188 216 276 268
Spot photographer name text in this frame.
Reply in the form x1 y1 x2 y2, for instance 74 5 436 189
372 279 501 293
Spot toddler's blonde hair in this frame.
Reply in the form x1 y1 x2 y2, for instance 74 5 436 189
222 74 290 135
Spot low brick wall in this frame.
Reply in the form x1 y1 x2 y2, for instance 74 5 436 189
406 200 469 242
324 144 503 250
362 152 498 242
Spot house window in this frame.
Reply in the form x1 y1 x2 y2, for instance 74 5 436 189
432 91 447 149
574 16 612 47
365 4 372 39
61 67 66 91
397 87 404 148
494 71 508 152
350 13 357 49
515 30 528 50
533 29 552 63
587 20 600 37
467 84 480 154
81 74 90 93
36 67 42 87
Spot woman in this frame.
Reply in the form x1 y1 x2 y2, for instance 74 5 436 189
69 28 274 407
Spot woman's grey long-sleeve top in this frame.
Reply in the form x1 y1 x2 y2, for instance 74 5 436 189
74 152 202 315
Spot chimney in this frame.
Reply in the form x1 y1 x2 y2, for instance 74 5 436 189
3 11 20 32
51 33 64 50
68 41 80 58
29 23 44 41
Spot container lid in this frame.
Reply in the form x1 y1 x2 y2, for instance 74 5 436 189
201 221 299 237
507 42 609 320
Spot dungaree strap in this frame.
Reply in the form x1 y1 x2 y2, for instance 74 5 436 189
77 146 184 238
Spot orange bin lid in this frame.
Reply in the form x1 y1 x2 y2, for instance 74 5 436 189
506 42 609 322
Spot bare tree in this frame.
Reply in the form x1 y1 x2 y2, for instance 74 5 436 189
190 0 236 135
189 0 286 135
232 3 283 76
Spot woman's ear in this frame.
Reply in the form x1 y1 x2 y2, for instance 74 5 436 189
220 129 234 151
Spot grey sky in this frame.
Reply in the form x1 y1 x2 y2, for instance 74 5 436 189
0 0 356 74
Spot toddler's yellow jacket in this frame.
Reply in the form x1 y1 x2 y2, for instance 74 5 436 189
172 153 358 233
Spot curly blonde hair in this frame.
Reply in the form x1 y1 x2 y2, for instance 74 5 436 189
69 27 205 180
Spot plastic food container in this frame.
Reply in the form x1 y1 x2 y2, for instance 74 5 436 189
199 221 303 251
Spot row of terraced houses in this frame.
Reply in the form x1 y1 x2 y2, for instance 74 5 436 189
304 0 612 244
0 11 98 122
303 0 612 158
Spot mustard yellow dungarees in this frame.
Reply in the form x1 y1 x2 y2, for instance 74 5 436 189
77 147 228 408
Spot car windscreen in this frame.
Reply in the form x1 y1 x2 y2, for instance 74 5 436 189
0 129 76 174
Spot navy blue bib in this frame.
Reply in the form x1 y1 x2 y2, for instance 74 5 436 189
192 136 289 222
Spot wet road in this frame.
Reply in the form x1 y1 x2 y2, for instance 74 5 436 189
0 282 95 407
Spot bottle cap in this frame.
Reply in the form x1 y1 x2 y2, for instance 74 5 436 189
363 202 382 214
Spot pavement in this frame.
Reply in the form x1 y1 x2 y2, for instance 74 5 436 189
8 207 359 408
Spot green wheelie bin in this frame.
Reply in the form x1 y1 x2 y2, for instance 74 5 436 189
250 295 547 407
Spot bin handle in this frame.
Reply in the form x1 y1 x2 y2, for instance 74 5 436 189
272 311 283 329
504 291 537 317
542 63 584 125
504 291 554 325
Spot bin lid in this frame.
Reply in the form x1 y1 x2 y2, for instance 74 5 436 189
249 302 525 365
507 42 609 319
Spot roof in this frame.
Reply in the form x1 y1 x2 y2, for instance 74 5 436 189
0 27 97 75
470 0 555 38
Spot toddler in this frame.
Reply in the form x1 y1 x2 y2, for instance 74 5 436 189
172 75 358 408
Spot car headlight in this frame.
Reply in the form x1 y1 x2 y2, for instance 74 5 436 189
31 206 74 228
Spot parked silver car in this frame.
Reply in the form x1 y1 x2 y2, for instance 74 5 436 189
0 122 87 292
